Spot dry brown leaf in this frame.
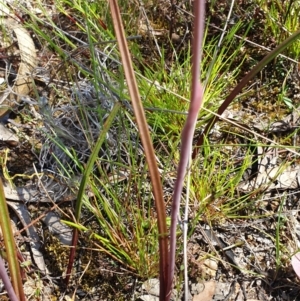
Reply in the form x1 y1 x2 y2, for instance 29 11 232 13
2 181 39 202
2 175 83 203
0 18 37 117
193 281 216 301
6 201 49 274
9 18 37 97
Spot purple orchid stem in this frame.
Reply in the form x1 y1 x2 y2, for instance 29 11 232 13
166 0 205 298
0 256 18 301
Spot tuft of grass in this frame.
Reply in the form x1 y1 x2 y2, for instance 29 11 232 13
257 0 300 56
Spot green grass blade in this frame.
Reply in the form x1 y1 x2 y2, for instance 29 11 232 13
75 102 121 218
0 178 25 300
65 102 121 285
